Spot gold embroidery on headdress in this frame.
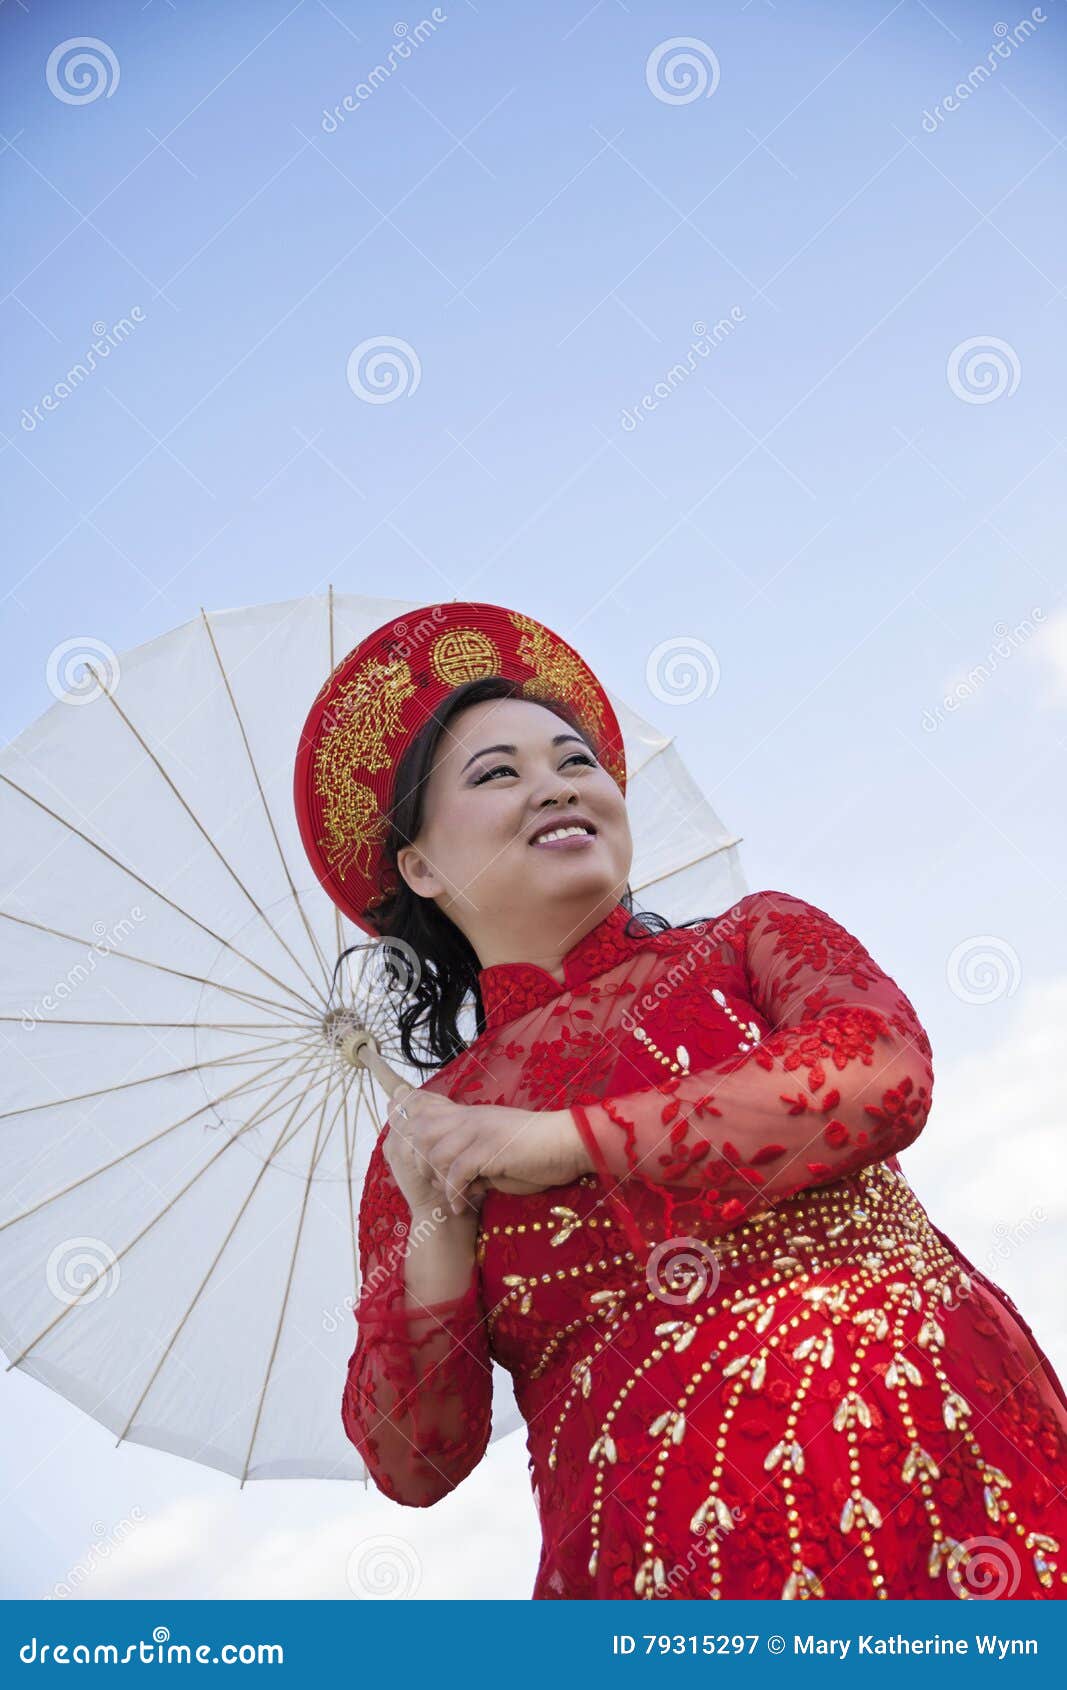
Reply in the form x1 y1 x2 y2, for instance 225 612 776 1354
308 613 626 914
312 655 416 877
315 780 388 880
509 611 625 787
316 655 415 775
510 611 606 736
430 627 501 686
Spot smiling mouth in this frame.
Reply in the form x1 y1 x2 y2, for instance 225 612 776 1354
528 823 597 848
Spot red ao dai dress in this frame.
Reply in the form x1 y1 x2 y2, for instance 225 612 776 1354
341 892 1067 1600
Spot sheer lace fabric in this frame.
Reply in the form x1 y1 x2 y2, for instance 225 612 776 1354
342 891 1067 1599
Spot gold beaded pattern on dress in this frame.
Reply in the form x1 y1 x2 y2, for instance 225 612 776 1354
630 986 763 1071
477 1162 1065 1600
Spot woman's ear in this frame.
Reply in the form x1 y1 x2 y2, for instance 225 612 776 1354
396 843 444 900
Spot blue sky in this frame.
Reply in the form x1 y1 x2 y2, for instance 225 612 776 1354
2 0 1065 1600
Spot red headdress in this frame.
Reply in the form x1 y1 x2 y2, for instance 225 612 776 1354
293 600 627 935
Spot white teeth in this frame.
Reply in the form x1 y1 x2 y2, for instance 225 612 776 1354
532 825 592 844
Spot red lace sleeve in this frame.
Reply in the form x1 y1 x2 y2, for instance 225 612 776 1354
341 1125 493 1506
569 889 934 1248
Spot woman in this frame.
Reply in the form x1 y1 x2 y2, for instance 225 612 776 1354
294 601 1067 1601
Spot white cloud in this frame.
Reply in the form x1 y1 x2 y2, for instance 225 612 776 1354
59 1433 540 1600
1033 606 1067 707
904 975 1067 1367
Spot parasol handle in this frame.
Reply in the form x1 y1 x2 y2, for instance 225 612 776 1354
338 1028 413 1107
338 1025 545 1197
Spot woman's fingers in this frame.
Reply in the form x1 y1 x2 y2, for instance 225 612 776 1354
389 1125 453 1206
413 1149 436 1186
394 1099 541 1211
442 1146 485 1214
424 1120 490 1212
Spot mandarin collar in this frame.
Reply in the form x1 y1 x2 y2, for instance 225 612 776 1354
476 900 637 1032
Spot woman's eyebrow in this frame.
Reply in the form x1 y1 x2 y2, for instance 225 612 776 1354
460 733 586 774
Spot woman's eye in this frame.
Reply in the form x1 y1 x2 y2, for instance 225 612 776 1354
472 752 596 786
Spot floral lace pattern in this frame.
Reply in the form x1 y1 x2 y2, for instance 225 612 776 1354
341 890 1067 1598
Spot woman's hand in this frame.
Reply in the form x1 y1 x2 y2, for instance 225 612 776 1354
384 1088 590 1216
381 1097 458 1220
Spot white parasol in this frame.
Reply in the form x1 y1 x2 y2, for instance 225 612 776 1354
0 590 745 1484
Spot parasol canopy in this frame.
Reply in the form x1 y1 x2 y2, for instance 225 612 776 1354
0 590 744 1483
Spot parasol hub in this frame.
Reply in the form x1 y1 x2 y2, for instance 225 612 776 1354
322 1007 378 1068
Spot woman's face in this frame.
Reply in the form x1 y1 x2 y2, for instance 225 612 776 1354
395 695 632 958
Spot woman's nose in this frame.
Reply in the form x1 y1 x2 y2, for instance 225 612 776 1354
532 783 581 813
